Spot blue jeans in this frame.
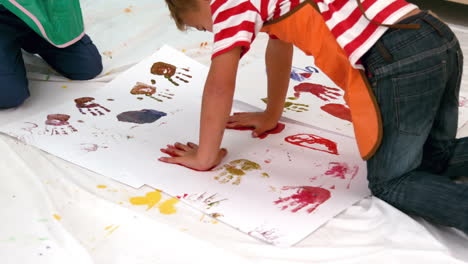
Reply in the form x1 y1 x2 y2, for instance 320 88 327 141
361 11 468 233
0 5 102 108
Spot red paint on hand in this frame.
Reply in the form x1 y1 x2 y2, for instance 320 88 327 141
285 133 339 155
230 123 286 139
320 103 352 122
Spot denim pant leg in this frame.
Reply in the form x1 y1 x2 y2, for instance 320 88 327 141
21 34 103 80
0 5 31 108
361 11 468 233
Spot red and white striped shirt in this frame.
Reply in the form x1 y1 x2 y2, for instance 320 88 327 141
210 0 418 68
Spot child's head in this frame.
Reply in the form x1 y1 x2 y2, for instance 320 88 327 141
165 0 213 32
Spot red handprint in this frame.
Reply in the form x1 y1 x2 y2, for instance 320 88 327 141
274 186 331 214
74 97 110 116
320 103 352 122
231 123 286 139
285 133 339 155
293 83 342 101
45 114 77 135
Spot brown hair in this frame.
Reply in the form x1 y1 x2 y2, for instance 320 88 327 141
164 0 199 31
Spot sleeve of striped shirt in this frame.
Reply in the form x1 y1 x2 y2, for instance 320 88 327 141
211 0 264 59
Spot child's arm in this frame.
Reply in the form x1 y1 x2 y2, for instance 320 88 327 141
226 38 293 136
159 47 242 170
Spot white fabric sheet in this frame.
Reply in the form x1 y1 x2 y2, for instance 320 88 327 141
1 1 468 263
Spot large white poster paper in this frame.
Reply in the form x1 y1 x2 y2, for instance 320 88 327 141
0 46 370 246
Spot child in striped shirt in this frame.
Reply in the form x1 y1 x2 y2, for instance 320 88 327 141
160 0 467 233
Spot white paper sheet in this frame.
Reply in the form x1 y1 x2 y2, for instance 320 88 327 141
0 46 370 247
235 47 356 137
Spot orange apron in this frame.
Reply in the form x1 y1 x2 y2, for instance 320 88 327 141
261 0 382 160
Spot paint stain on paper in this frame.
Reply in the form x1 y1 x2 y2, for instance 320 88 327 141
261 98 309 112
150 62 192 86
53 214 61 221
117 109 167 124
293 83 341 101
274 186 331 214
129 190 162 210
102 51 113 59
322 162 359 189
158 198 179 215
104 225 120 236
214 159 267 185
179 192 228 209
97 185 107 189
81 143 99 152
290 66 319 82
129 191 179 214
320 103 352 122
285 133 339 155
45 114 77 135
230 122 286 139
248 227 279 245
74 97 111 116
459 96 468 107
130 82 174 102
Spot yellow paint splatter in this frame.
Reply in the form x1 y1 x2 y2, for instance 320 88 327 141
53 214 61 220
61 85 67 89
104 225 120 235
181 49 187 53
129 190 162 210
158 198 179 215
97 185 107 189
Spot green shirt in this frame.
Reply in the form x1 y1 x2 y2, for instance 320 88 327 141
0 0 84 47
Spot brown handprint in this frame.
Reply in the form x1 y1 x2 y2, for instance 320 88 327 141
285 133 339 155
45 114 77 135
274 186 331 214
214 159 269 185
150 62 192 86
294 83 342 101
261 98 309 113
74 97 111 116
130 82 174 102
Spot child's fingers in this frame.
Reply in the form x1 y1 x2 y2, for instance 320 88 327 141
187 142 198 149
161 147 185 157
174 142 190 151
160 148 178 157
158 156 182 164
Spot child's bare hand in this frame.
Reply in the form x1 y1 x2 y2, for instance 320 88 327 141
159 142 227 171
226 112 279 137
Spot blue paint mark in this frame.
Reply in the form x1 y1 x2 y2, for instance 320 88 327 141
117 109 167 124
290 66 320 82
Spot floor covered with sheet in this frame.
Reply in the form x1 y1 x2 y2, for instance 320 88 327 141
1 0 468 263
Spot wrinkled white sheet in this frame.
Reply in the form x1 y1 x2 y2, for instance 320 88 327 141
1 1 468 263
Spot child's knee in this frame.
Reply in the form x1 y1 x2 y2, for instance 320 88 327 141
65 58 103 80
0 77 29 109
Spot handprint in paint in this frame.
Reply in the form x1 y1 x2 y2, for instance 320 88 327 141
285 133 339 155
248 226 280 245
293 83 342 101
74 97 111 116
261 98 309 113
130 82 174 102
44 114 77 135
290 66 319 82
214 159 269 185
178 192 228 210
150 62 192 86
310 162 360 190
320 103 352 122
274 186 331 214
